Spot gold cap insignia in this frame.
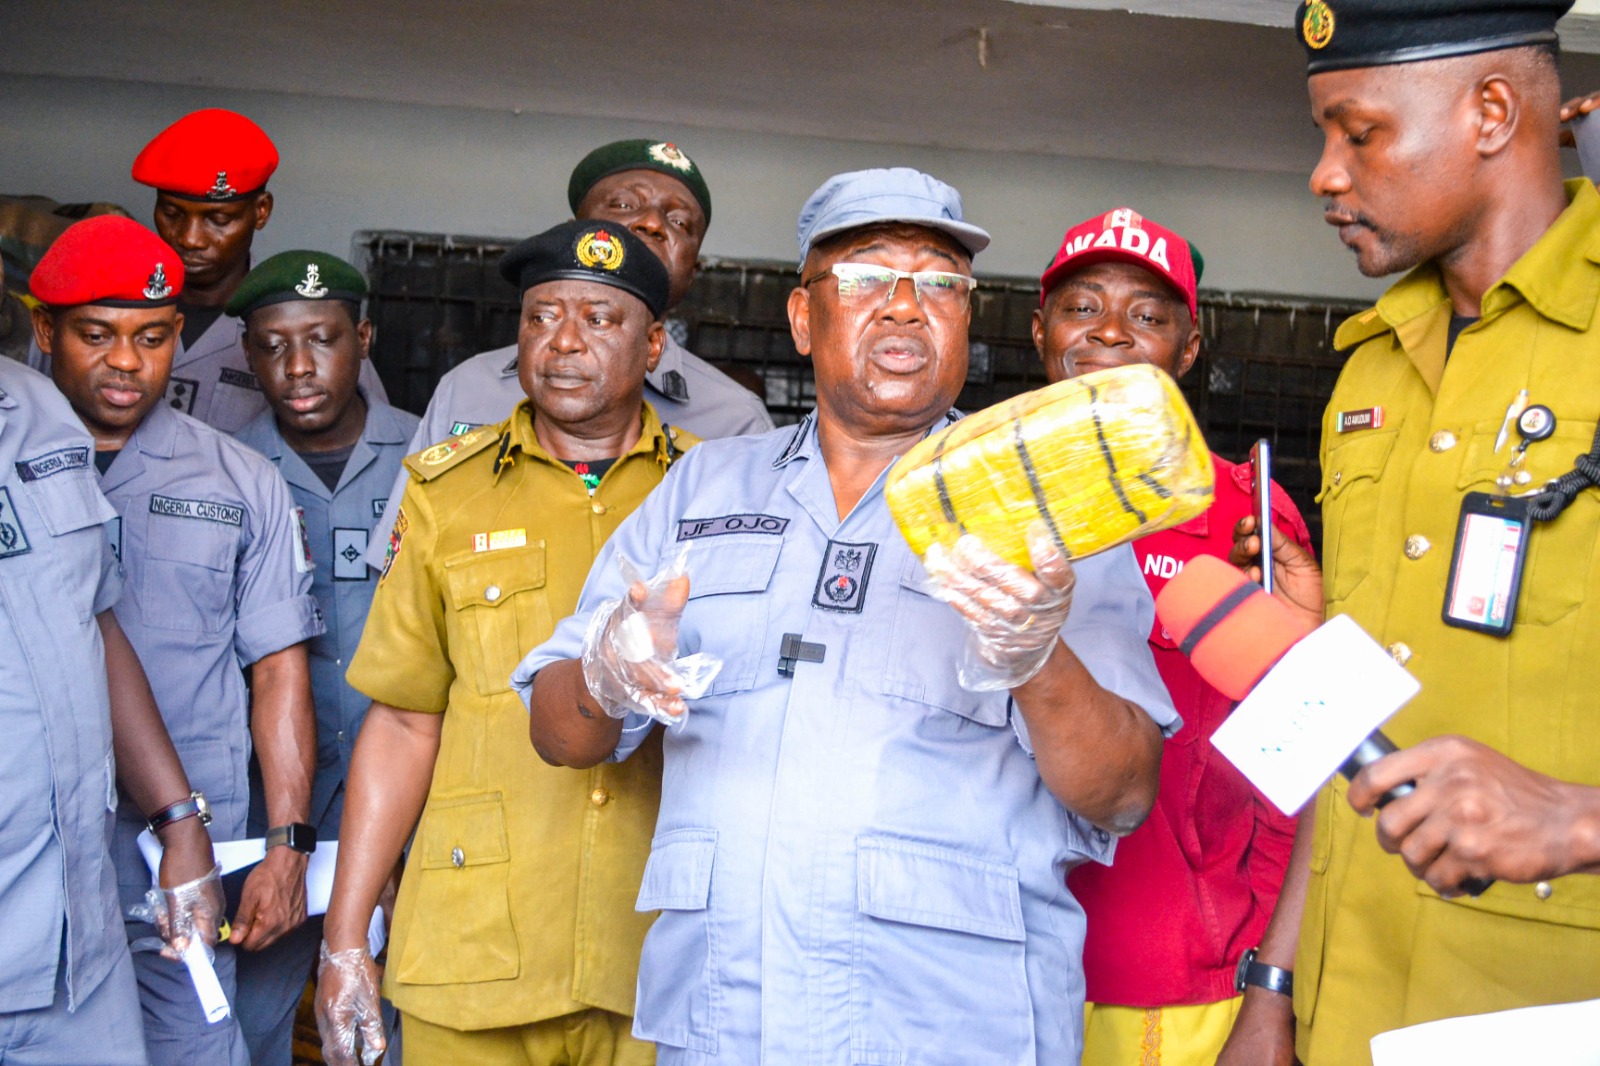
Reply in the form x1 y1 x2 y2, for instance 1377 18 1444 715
648 142 694 172
1303 1 1335 49
575 229 625 271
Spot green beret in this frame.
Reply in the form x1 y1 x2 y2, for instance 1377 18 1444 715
226 250 366 318
1296 0 1572 75
1187 241 1205 288
499 219 671 319
567 139 712 226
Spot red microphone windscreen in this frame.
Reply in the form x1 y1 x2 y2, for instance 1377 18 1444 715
1153 555 1313 700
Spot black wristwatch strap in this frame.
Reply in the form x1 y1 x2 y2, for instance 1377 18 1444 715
265 822 318 854
146 791 211 835
1236 947 1294 997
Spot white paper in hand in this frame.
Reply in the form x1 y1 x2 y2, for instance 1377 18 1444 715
1210 614 1420 816
1371 999 1600 1065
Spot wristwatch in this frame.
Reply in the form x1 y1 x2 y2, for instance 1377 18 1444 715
265 822 318 855
146 790 212 835
1235 947 1294 997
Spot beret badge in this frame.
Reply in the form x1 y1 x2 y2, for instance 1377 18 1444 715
1303 1 1335 49
207 171 237 200
575 229 626 272
295 263 329 299
647 142 694 173
143 263 173 301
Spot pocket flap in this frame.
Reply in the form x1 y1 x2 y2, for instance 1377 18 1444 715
1318 430 1397 504
144 512 237 572
444 543 546 609
685 539 782 599
637 828 717 911
856 836 1025 942
27 470 116 537
418 792 510 869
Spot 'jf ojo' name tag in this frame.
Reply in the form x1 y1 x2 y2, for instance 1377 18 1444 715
1337 406 1384 433
473 528 526 553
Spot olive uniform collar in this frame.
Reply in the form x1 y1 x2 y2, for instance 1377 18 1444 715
492 398 679 479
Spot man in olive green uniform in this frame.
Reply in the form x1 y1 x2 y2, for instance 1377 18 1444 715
1217 4 1600 1064
315 218 694 1066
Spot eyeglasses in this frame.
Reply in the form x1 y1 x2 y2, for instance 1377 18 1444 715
802 263 977 315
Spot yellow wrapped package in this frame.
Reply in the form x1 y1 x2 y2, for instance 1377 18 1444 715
886 363 1214 569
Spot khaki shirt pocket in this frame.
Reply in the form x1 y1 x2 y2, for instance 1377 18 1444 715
444 543 551 696
1318 430 1397 604
395 791 519 986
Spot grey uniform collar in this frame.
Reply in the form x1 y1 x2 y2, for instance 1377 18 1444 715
771 408 963 469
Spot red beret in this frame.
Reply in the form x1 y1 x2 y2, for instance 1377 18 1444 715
131 109 278 202
31 216 185 309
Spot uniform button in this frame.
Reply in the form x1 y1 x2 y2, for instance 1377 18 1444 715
1093 828 1111 845
1430 431 1457 453
450 846 465 868
1386 642 1413 666
1404 535 1431 560
1332 471 1343 487
591 500 607 515
1535 881 1554 901
484 584 501 602
590 787 612 808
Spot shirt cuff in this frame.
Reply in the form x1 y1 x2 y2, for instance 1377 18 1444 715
234 593 325 666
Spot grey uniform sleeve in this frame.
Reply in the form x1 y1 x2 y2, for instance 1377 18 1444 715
1058 544 1180 735
233 463 325 664
362 381 455 569
92 535 123 616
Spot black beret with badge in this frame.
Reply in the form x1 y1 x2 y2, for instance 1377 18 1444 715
497 219 671 319
567 138 712 225
1296 0 1574 74
225 250 367 319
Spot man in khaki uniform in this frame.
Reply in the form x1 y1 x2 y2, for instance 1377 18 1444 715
1218 4 1600 1064
316 218 695 1066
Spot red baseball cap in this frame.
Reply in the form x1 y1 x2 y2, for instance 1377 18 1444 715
131 109 279 202
1039 207 1197 318
31 216 185 308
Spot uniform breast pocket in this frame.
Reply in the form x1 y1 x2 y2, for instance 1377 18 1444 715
880 555 1008 728
681 537 782 695
444 543 550 697
851 836 1034 1065
140 516 238 633
25 470 117 623
1318 430 1397 604
395 791 519 986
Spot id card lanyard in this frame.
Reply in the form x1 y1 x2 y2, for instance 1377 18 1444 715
1441 403 1555 637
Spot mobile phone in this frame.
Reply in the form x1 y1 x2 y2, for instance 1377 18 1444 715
1249 439 1273 595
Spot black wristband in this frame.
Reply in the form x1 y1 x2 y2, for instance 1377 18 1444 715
265 822 318 854
146 790 211 835
1235 947 1294 997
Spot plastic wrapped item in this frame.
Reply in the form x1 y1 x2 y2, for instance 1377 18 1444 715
886 363 1214 569
316 942 386 1066
923 524 1076 691
127 862 225 960
581 543 723 728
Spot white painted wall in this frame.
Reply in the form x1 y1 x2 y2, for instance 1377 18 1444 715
1 74 1384 301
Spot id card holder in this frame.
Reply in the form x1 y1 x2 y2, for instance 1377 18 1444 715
1442 491 1531 637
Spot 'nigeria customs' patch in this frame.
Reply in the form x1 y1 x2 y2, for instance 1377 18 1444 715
0 487 31 558
380 507 408 584
575 228 626 271
150 494 244 526
812 540 876 613
218 367 261 391
333 528 368 580
165 376 199 413
15 446 90 482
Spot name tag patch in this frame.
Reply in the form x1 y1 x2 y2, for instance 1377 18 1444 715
149 494 244 526
218 367 261 391
812 540 876 613
1337 406 1384 433
333 527 369 580
473 528 526 552
0 487 31 558
164 376 199 414
16 446 90 482
677 514 790 541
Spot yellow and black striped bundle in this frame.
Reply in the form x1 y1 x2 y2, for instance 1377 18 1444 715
886 364 1214 569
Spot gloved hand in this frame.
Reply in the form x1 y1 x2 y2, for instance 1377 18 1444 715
581 544 722 727
315 942 386 1066
128 863 225 961
922 523 1077 692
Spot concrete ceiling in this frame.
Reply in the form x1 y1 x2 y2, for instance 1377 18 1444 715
7 0 1600 176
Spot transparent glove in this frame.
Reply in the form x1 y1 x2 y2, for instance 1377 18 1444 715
922 523 1076 692
127 863 225 961
580 543 722 728
315 942 386 1066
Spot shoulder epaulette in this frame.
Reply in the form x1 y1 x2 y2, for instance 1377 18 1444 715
403 426 501 481
662 423 702 465
1332 306 1392 352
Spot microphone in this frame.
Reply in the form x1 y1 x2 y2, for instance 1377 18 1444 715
1155 556 1491 897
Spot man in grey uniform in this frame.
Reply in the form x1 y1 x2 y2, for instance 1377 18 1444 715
27 108 387 431
365 137 771 567
30 215 324 1066
0 341 221 1057
232 251 418 1065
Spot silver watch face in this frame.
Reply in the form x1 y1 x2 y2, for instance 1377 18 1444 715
192 790 212 825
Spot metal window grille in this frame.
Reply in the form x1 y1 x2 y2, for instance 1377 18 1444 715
359 231 1363 545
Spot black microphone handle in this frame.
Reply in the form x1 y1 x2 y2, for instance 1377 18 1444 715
1338 730 1494 898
